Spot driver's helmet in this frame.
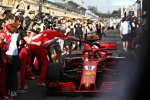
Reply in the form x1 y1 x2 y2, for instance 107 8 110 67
92 34 99 39
87 34 98 39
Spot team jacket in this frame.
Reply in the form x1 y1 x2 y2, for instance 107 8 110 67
30 29 68 48
0 24 12 51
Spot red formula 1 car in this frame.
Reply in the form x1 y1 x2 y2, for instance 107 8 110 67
46 39 125 93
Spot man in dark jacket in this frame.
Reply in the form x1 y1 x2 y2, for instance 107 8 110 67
74 19 83 50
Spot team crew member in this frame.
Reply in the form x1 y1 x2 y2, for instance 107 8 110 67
17 16 35 90
96 21 102 40
0 33 14 100
18 30 35 89
74 19 83 50
16 22 47 86
3 14 20 96
0 13 15 99
47 40 61 62
19 23 49 86
42 28 82 62
120 18 131 51
39 29 83 48
28 44 49 86
31 28 83 67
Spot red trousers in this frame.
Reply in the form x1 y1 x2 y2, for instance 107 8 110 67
19 47 28 88
29 44 49 82
0 63 8 97
0 47 8 97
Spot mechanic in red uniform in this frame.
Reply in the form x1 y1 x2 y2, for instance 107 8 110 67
0 14 15 99
29 26 83 86
40 29 82 48
0 33 14 100
0 13 16 99
14 23 42 88
18 22 49 86
18 31 47 87
16 17 35 90
18 31 35 89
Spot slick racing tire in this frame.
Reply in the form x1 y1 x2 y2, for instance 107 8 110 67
46 63 63 84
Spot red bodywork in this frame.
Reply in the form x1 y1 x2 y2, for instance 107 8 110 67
100 42 117 50
47 42 121 92
79 60 98 91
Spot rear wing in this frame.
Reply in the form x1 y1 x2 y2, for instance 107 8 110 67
100 42 117 50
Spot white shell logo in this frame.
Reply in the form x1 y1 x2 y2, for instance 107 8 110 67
85 66 95 71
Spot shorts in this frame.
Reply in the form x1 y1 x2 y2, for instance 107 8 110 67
64 40 72 47
48 42 61 54
122 34 129 42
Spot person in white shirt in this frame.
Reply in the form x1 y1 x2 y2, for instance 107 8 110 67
120 18 131 51
4 15 21 96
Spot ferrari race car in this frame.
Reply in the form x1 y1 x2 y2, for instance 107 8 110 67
46 39 125 93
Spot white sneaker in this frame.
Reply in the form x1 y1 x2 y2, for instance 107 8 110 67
125 48 128 52
9 91 17 97
123 48 126 51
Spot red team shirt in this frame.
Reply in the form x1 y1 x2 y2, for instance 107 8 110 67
31 29 68 48
1 24 11 41
0 24 12 51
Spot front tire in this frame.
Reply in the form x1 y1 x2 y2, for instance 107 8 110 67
46 63 63 84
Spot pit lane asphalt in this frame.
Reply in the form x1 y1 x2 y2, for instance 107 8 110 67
14 29 134 100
